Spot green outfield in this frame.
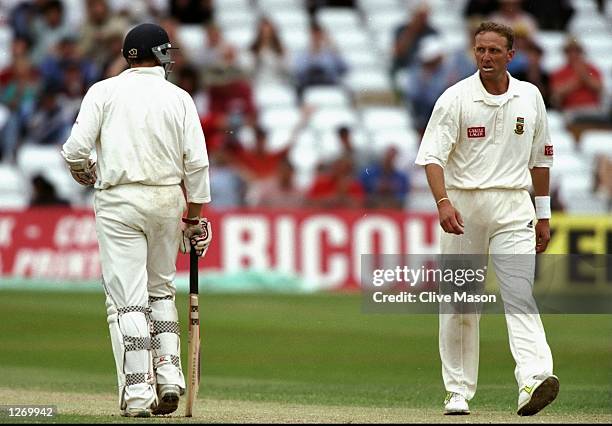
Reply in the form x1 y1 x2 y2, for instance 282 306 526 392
0 290 610 423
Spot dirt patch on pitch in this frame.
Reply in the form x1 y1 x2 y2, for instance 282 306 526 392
0 387 609 423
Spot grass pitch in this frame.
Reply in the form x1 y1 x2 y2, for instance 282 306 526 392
0 290 610 423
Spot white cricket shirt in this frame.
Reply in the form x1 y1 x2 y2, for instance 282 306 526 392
415 71 553 190
61 66 211 203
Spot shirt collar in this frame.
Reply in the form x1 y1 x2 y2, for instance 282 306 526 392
471 70 520 105
121 66 166 78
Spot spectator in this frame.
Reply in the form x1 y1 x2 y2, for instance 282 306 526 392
25 84 70 146
404 36 455 134
550 38 604 122
7 0 42 40
360 146 410 209
78 0 129 69
391 2 437 75
0 36 33 85
170 0 214 24
39 35 98 94
0 56 40 162
307 156 364 209
512 38 550 106
248 17 291 85
30 174 70 206
247 154 304 208
29 0 72 65
196 23 233 69
227 105 313 182
205 46 257 136
293 21 348 100
334 126 369 173
488 0 539 38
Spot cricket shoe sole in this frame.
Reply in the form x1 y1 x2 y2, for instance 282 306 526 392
152 385 180 415
517 375 560 416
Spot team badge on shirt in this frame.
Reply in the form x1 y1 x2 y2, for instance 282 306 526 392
514 117 525 135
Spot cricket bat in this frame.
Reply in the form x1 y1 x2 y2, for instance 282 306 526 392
185 248 200 417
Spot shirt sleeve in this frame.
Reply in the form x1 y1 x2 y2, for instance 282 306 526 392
415 90 460 168
182 94 211 204
528 88 553 169
61 82 103 161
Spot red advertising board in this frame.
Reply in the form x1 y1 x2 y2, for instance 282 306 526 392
0 208 440 290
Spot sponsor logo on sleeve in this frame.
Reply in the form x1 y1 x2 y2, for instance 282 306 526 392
545 145 553 156
467 126 485 138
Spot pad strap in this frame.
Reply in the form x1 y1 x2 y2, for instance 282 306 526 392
152 321 180 336
125 373 154 386
118 306 151 315
124 336 151 351
149 295 174 303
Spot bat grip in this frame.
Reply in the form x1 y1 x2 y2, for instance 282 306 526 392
189 249 199 294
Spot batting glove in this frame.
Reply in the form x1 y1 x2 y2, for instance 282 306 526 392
63 156 97 186
181 217 212 257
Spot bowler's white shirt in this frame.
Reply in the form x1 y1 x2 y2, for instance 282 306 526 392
415 71 553 190
62 66 210 203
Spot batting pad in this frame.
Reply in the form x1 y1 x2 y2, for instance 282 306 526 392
107 299 157 410
149 295 186 393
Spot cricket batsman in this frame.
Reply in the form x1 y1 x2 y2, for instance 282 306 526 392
61 23 211 417
415 22 559 416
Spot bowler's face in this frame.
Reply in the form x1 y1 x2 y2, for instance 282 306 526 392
474 31 514 80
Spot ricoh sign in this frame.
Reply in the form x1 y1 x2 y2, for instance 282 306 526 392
0 209 439 290
0 209 610 291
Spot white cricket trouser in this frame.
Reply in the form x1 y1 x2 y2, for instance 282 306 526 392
94 183 187 410
439 189 553 400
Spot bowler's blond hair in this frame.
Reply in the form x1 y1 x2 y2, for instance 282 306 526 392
475 22 514 50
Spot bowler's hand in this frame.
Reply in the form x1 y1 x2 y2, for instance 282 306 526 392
535 219 550 253
437 200 464 235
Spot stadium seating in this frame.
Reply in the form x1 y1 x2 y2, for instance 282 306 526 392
309 106 359 132
0 0 610 213
303 86 351 108
254 83 298 110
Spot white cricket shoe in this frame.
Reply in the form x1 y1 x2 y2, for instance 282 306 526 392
121 407 152 418
444 392 470 415
151 384 180 415
517 375 559 416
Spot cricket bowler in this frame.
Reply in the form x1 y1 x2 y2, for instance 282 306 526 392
415 22 559 416
61 23 212 417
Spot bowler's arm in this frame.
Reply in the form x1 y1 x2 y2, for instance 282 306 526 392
530 88 554 254
530 167 551 253
416 91 463 235
424 164 464 235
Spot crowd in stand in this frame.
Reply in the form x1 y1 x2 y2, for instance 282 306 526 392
0 0 610 211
